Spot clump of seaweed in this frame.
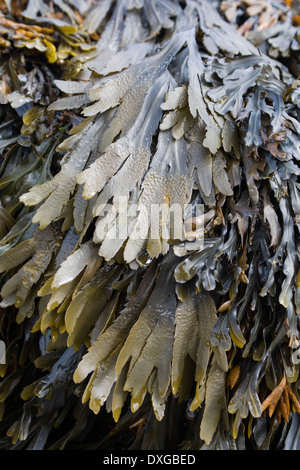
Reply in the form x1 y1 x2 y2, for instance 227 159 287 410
0 0 300 450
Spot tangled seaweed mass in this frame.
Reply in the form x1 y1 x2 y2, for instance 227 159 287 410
0 0 300 451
